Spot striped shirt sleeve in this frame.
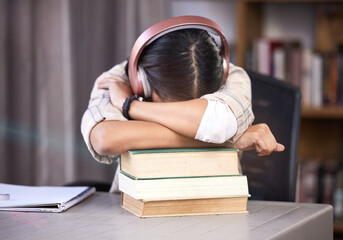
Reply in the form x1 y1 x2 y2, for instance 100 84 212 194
80 61 129 164
202 63 255 143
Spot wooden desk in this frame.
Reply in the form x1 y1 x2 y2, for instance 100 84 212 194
0 192 333 240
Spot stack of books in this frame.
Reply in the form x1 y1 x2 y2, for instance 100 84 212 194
119 148 250 217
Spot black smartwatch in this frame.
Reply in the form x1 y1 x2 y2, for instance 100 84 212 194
122 95 144 120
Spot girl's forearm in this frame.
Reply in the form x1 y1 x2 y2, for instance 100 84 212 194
128 98 208 138
90 119 224 156
90 120 284 157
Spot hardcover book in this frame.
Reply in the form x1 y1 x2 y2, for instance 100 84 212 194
120 148 240 179
121 192 248 217
119 172 249 201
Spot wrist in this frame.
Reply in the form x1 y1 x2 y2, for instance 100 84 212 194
122 95 144 120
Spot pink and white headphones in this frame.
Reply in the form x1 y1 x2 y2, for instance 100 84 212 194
128 15 230 98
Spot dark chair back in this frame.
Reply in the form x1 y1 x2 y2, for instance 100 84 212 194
241 71 301 202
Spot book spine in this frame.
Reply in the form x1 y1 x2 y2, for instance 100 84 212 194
337 46 343 106
329 53 338 106
322 53 331 105
297 160 319 203
310 53 323 108
257 39 271 75
291 48 302 88
301 49 312 107
273 47 286 81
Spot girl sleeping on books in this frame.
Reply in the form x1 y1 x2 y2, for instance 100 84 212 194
80 16 284 192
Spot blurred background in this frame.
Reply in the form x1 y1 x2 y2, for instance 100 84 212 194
1 0 343 234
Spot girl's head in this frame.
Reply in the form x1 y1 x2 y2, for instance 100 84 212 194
137 29 224 102
125 16 229 102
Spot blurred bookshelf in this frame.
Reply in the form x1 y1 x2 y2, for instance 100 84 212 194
233 0 343 236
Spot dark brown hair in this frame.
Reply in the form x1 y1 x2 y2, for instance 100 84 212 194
126 29 224 101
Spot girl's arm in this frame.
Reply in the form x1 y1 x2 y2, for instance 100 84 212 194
90 120 221 156
129 99 207 139
91 120 284 156
81 61 129 164
97 63 253 143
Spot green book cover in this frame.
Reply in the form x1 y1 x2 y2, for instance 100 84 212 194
127 147 238 155
120 169 241 180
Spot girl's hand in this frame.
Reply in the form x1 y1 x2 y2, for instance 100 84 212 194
97 78 133 111
232 123 285 156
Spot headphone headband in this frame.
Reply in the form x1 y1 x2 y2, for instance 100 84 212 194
128 16 230 97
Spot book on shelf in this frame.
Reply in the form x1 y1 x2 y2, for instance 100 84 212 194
337 45 343 106
0 183 95 213
329 54 338 106
255 38 285 76
272 47 286 81
119 172 249 201
296 160 338 205
252 38 343 108
322 52 340 107
296 160 319 203
309 50 342 108
121 192 248 218
272 41 302 88
289 43 302 88
334 169 343 221
317 161 336 204
322 53 334 106
301 49 312 107
255 38 302 86
120 148 240 179
310 53 324 108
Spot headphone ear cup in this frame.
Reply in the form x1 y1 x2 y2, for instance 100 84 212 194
136 70 144 95
222 58 228 84
138 67 152 98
